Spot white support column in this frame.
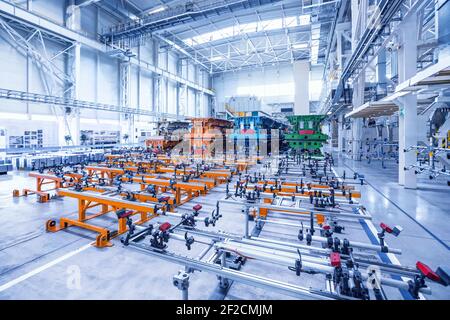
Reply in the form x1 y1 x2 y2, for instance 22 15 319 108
60 42 81 146
351 73 365 160
397 13 418 189
177 84 187 117
293 60 310 115
65 0 80 32
338 114 344 153
71 43 81 146
349 0 367 161
119 61 133 144
376 49 387 97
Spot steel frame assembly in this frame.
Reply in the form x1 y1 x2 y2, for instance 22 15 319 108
46 189 165 248
6 144 441 299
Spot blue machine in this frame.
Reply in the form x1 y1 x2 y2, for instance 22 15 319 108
229 112 288 157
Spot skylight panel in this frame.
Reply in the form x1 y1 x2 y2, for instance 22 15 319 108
261 18 283 31
299 14 311 26
182 15 301 47
284 16 298 28
239 22 258 34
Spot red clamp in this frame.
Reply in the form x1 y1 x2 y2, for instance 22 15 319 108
193 204 202 212
380 223 393 233
380 223 402 236
159 222 172 232
158 196 170 202
117 210 133 219
416 261 441 282
330 252 341 268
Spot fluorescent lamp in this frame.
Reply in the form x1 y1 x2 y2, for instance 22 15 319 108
210 56 224 62
147 6 166 15
292 43 308 49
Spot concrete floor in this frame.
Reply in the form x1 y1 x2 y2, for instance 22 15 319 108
0 157 449 300
334 156 450 299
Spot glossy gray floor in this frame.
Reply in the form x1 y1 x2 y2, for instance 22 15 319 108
0 156 448 300
334 155 450 300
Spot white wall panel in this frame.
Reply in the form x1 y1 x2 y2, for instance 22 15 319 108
79 47 97 102
97 9 120 34
213 65 295 112
130 65 139 109
1 118 59 147
80 6 98 38
188 63 195 82
97 55 119 105
167 81 176 114
139 71 153 110
187 89 195 116
0 35 27 91
168 52 178 74
139 42 153 63
32 0 65 25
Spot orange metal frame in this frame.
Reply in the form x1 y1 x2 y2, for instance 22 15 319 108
46 189 162 247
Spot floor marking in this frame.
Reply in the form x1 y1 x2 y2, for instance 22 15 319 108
341 163 449 251
0 243 92 293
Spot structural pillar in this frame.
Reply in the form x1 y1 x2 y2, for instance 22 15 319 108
376 49 387 98
60 42 81 146
337 114 345 153
293 60 310 115
397 12 418 189
119 62 133 144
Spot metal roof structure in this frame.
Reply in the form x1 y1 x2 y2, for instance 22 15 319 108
95 0 339 73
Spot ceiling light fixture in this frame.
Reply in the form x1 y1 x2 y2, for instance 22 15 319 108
292 43 308 49
210 56 224 62
147 6 166 15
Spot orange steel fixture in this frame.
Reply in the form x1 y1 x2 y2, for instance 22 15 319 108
82 185 176 211
76 163 217 196
255 179 356 191
254 198 326 223
257 188 361 200
137 176 208 205
104 154 123 162
224 159 255 172
145 136 165 148
145 136 181 151
46 189 163 247
13 172 80 203
187 118 233 159
154 166 232 185
84 165 125 182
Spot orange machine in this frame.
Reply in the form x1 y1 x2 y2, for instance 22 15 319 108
187 118 233 160
145 136 165 149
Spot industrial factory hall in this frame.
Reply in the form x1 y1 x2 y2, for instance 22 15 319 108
0 0 449 304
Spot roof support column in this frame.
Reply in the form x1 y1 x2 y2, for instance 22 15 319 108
120 61 133 144
376 49 387 98
351 70 365 160
338 114 345 153
69 42 81 146
58 38 81 146
293 60 310 115
397 12 418 189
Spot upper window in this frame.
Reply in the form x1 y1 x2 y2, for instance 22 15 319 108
183 15 311 47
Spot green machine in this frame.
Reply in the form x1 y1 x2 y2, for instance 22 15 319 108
285 115 329 155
